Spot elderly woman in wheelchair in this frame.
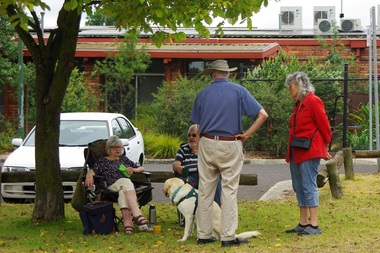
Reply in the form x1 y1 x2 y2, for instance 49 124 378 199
84 135 150 235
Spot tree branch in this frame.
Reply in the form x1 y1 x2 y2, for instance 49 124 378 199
6 5 39 58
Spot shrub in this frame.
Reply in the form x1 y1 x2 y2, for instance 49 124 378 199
149 75 209 140
244 50 343 156
143 131 181 159
0 115 17 153
347 103 377 150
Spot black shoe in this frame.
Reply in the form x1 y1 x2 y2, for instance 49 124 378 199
197 236 217 245
221 237 248 247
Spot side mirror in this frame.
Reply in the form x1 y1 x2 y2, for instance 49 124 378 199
11 138 23 146
121 138 129 146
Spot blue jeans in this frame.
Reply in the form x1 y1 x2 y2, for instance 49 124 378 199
289 154 320 207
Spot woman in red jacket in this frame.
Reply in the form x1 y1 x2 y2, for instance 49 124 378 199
285 72 332 236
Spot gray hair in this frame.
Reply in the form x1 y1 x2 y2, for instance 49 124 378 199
105 135 124 155
188 124 198 133
285 72 315 99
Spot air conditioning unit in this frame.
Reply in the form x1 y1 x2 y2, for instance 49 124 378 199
317 19 334 33
280 7 302 29
340 19 362 32
313 6 336 29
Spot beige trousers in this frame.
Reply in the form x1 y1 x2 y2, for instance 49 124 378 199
196 137 244 241
107 178 135 209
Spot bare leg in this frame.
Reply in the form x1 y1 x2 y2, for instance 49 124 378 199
309 206 318 226
299 206 309 225
124 190 148 225
121 208 134 235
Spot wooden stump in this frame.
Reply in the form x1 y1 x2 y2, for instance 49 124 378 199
343 148 354 179
326 159 343 199
317 150 344 188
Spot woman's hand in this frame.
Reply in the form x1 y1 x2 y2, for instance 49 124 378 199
84 170 95 187
324 146 332 160
129 166 144 174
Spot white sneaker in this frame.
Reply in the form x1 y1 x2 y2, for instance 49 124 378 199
138 224 153 232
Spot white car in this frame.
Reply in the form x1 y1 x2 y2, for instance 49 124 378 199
1 112 144 203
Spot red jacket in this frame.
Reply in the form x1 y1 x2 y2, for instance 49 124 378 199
286 92 332 164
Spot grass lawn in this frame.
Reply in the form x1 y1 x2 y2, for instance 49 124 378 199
0 173 379 253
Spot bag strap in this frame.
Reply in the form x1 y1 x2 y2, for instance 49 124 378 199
80 147 91 180
293 101 317 139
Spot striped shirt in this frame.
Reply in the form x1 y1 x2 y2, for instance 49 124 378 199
174 143 199 187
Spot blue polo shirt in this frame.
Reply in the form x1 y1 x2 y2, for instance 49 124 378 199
190 78 262 136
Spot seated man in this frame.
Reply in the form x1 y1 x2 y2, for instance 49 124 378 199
172 124 221 206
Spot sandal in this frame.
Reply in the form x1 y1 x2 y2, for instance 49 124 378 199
133 215 149 225
124 226 134 235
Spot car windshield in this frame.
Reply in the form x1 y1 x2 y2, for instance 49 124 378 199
23 120 109 147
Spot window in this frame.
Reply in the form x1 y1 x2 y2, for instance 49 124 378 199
117 117 136 139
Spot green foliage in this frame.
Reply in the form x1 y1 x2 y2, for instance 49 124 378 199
149 75 210 140
88 0 268 47
143 131 181 159
0 16 18 90
0 114 16 152
347 103 377 150
93 32 151 115
25 66 98 126
134 102 159 133
85 8 116 26
61 67 99 113
244 50 343 155
347 129 371 150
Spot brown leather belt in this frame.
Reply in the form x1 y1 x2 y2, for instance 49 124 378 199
202 133 240 141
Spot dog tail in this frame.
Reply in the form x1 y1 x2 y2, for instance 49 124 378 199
235 231 260 239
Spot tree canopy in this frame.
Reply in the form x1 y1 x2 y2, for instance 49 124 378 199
0 0 269 221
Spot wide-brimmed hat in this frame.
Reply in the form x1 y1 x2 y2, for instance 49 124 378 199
201 60 237 75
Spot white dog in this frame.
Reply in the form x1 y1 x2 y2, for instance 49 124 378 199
163 177 260 242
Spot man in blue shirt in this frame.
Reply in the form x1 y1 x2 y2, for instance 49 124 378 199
190 60 268 247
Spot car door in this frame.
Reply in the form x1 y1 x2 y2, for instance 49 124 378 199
111 117 142 163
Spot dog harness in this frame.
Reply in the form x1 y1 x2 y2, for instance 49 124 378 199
171 185 198 215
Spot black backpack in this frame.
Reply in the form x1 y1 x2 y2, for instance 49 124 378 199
79 201 119 235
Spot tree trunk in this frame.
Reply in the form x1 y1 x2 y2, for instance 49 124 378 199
32 9 82 220
7 6 83 221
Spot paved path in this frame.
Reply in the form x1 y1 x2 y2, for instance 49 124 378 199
145 158 380 203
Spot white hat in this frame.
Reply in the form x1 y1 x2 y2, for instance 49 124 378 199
201 60 237 75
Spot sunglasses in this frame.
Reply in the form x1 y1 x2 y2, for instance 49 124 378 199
110 146 123 150
188 134 197 138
